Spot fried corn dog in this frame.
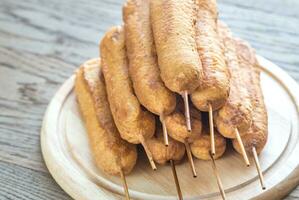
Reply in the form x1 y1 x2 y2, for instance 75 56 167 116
165 99 202 144
191 127 226 160
147 125 186 165
123 0 176 145
100 26 157 170
75 59 137 199
213 22 253 166
150 0 202 93
232 38 268 189
191 0 230 112
232 38 268 155
214 22 253 139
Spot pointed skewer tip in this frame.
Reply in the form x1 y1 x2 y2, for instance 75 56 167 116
185 141 197 177
252 146 266 190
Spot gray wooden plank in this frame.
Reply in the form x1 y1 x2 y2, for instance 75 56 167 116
0 161 71 200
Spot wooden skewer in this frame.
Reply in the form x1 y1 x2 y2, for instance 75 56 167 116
209 151 226 200
184 141 197 177
182 91 192 132
140 136 157 170
208 103 215 155
252 146 266 190
160 115 169 146
120 168 131 200
235 128 250 166
170 160 183 200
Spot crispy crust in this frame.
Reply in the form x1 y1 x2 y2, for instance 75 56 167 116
74 59 137 175
100 26 156 144
214 22 253 138
150 0 202 93
123 0 176 116
232 39 268 155
147 125 185 165
190 127 226 160
191 0 230 111
165 97 202 143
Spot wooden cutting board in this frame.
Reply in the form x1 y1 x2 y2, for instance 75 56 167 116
41 56 299 200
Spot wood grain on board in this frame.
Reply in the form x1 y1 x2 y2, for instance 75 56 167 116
0 0 298 199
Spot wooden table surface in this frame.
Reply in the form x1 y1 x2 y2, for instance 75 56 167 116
0 0 298 199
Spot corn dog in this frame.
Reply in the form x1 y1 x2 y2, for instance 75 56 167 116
231 37 268 190
165 98 202 144
100 26 156 169
191 127 226 160
147 125 185 165
232 38 268 155
191 0 230 111
150 0 202 93
214 22 253 138
123 0 176 116
74 58 137 175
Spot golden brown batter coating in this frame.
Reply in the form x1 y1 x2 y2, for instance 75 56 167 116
75 59 137 175
150 0 202 93
191 0 230 111
123 0 176 116
214 22 253 138
191 127 226 160
232 39 268 155
147 125 185 165
100 26 155 144
165 98 202 143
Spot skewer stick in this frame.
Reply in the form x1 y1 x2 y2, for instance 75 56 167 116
252 146 266 190
208 103 215 155
170 160 183 200
182 91 192 132
160 115 169 146
235 128 250 166
184 141 197 177
120 168 131 200
209 151 226 200
140 136 157 170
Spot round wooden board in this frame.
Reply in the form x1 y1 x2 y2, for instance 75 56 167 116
41 56 299 200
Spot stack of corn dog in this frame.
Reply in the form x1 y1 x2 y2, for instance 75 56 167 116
74 0 268 199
